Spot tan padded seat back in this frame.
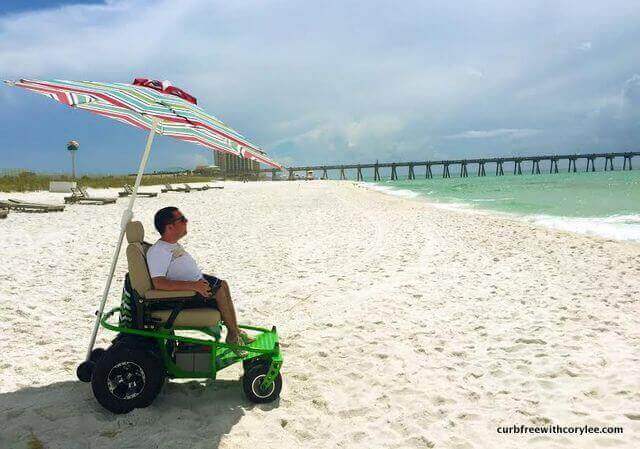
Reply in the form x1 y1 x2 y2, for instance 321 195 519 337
125 221 153 296
126 220 144 243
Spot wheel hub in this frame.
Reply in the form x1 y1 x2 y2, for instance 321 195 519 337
251 374 275 398
107 361 146 400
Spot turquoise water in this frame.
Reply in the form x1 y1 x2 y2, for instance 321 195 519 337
369 170 640 240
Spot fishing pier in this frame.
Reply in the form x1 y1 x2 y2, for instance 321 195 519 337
264 151 640 181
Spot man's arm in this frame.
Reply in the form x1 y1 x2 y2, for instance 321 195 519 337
151 276 211 296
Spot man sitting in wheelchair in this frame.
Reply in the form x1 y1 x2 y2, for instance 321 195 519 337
147 206 252 347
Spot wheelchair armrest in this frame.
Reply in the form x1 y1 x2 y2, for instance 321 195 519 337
144 289 197 300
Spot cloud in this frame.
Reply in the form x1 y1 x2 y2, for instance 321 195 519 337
345 117 404 148
270 115 405 164
583 74 640 148
1 0 640 171
466 67 484 78
622 74 640 106
444 129 541 140
578 41 592 52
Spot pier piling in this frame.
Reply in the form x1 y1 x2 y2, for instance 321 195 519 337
514 160 522 175
531 159 541 175
605 156 614 171
408 164 415 180
391 163 398 181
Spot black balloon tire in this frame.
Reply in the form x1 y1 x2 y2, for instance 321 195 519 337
242 363 282 404
90 348 107 363
91 346 164 414
76 361 95 383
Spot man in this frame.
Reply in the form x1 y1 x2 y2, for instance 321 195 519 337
146 206 250 347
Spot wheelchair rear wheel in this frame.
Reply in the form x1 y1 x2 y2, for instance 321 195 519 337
91 346 164 414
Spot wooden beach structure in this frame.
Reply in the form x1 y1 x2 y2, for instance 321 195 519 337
262 151 640 181
64 186 117 204
0 199 64 212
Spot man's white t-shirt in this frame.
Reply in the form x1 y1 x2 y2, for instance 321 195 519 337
146 239 203 281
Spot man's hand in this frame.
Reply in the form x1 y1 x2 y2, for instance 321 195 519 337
192 279 212 297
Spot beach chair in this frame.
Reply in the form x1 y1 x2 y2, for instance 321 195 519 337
184 183 206 191
118 184 158 198
160 183 190 193
76 221 283 414
0 199 65 213
0 208 8 219
184 183 224 191
64 186 117 204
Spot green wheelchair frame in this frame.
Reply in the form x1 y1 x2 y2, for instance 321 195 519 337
100 307 283 386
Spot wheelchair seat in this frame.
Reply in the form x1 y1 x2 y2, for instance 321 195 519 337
125 220 221 327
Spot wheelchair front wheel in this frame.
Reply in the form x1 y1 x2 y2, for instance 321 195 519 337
242 363 282 404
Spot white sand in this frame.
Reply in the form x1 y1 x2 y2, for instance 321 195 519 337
1 181 639 449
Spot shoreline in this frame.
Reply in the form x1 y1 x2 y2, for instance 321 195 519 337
358 180 640 244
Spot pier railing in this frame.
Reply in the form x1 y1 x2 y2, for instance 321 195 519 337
262 151 640 181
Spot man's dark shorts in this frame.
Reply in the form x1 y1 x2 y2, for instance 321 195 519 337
182 274 223 310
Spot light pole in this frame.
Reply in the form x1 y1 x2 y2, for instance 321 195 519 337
67 140 79 179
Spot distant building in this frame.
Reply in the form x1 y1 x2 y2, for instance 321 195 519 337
214 153 261 179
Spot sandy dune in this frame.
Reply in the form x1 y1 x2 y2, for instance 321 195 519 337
1 181 639 448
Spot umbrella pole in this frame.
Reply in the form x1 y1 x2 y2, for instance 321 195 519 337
84 117 160 361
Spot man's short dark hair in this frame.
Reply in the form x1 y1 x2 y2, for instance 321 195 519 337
154 206 179 234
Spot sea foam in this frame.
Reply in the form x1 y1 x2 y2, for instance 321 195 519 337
528 214 640 241
360 182 421 199
359 182 640 242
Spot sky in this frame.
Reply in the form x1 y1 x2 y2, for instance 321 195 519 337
0 0 639 174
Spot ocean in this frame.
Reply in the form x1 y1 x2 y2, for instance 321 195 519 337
364 170 640 241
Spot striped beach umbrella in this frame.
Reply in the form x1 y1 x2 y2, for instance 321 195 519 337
5 78 281 169
5 77 282 372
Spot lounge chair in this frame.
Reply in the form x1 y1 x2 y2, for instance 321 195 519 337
0 208 8 219
118 184 158 198
0 199 65 213
64 186 117 204
184 183 224 191
160 184 190 193
184 183 206 191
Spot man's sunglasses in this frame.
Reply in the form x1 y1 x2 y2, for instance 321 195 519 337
170 215 188 224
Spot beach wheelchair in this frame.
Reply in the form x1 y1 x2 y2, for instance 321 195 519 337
77 221 283 414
